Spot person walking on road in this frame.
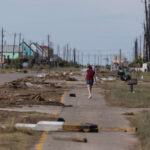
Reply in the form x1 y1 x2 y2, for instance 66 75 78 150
86 65 95 99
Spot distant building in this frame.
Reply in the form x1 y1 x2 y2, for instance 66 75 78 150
113 55 128 65
0 45 23 59
111 55 129 71
40 46 53 59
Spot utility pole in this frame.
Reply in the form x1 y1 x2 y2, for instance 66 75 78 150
13 33 16 59
144 0 150 61
119 49 122 65
63 46 66 61
134 39 138 60
57 45 60 67
66 44 69 62
98 55 100 66
77 50 80 65
94 55 96 66
82 53 84 66
73 48 76 64
88 54 90 64
1 28 4 68
139 36 142 57
19 33 21 57
69 48 72 63
57 45 60 58
48 34 50 57
47 34 50 61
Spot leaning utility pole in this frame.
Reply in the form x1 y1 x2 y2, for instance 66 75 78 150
1 28 4 68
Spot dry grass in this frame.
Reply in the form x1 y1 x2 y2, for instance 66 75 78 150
0 120 40 150
0 111 55 150
0 111 55 124
130 72 150 82
130 111 150 150
99 78 150 108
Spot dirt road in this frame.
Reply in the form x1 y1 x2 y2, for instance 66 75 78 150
33 80 141 150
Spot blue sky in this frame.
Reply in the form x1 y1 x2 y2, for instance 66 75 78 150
0 0 145 62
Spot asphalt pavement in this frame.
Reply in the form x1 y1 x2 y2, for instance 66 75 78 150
40 80 142 150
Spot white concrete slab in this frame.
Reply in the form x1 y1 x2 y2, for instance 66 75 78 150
15 123 36 129
34 121 64 131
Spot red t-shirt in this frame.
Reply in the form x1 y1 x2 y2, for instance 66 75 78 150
86 69 95 80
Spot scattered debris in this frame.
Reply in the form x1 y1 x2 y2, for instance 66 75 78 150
32 94 46 102
26 82 42 88
69 93 76 97
123 112 135 116
101 76 116 81
53 136 87 143
23 70 28 73
0 73 70 107
57 118 65 122
63 123 99 133
99 126 137 132
37 73 46 78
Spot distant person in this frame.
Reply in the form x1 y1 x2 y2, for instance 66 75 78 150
86 65 95 99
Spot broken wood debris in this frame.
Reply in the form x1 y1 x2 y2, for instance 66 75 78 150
53 136 87 143
63 123 99 133
99 126 137 132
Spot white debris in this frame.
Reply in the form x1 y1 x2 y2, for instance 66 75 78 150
141 75 144 79
15 124 36 129
101 76 115 81
25 82 42 88
15 121 64 132
34 121 64 132
37 73 46 78
63 72 67 75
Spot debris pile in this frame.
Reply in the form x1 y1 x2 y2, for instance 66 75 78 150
44 72 77 81
0 73 71 107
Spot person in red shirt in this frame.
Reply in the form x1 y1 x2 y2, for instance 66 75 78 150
86 65 95 99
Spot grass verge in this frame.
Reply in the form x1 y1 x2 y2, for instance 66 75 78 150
99 79 150 108
0 111 55 150
130 111 150 150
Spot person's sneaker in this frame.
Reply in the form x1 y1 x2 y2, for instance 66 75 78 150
88 96 92 99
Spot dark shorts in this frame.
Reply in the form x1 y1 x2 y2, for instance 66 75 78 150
86 80 94 86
